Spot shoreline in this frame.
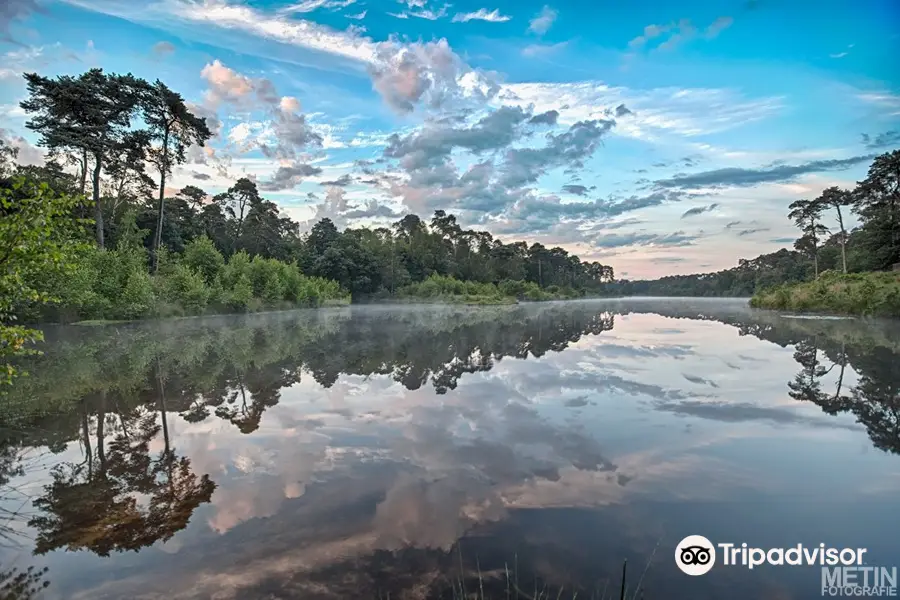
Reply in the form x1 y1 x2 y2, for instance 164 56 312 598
749 271 900 318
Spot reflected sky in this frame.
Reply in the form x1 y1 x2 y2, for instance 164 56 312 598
1 299 899 599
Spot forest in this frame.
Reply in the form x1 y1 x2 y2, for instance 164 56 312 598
0 68 616 385
1 66 899 386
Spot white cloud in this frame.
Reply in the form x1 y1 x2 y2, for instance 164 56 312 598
63 0 494 115
280 96 301 113
857 91 900 116
227 122 254 145
346 10 366 19
628 16 732 52
66 0 380 64
277 0 356 14
368 39 499 114
705 16 733 38
521 41 568 57
452 8 511 23
0 104 25 122
0 128 45 166
499 82 783 139
390 3 449 20
528 5 557 35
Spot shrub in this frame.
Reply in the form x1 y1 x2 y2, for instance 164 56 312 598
227 273 254 312
118 269 155 319
182 236 225 285
16 233 351 323
221 251 252 290
159 264 209 315
750 272 900 317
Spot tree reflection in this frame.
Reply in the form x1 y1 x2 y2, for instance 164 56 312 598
7 307 619 444
782 336 899 455
7 303 898 459
29 404 215 556
0 566 49 600
607 301 900 456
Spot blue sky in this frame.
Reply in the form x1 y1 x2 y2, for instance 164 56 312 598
1 0 898 277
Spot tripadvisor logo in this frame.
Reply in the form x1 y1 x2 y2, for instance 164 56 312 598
675 535 716 576
673 535 898 597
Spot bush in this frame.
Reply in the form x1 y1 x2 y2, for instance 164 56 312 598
750 272 900 317
227 274 254 312
221 251 252 290
18 235 351 323
182 236 225 285
159 264 209 315
119 269 155 319
398 275 575 304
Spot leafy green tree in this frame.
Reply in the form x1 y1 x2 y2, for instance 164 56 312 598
0 178 85 385
140 80 212 271
854 150 900 270
240 196 298 260
216 178 260 244
789 198 829 278
305 217 340 258
20 69 145 247
818 187 853 273
104 130 155 209
177 185 207 211
197 201 232 255
182 236 225 285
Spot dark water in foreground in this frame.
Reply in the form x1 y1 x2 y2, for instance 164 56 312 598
1 299 899 599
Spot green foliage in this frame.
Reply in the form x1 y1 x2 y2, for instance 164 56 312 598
22 243 350 321
158 264 210 315
119 268 155 319
182 235 225 285
398 274 581 304
220 250 251 289
750 271 900 317
226 274 254 312
0 177 86 385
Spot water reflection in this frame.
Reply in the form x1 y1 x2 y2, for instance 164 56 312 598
0 300 898 599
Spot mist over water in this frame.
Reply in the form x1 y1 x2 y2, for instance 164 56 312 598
1 299 898 599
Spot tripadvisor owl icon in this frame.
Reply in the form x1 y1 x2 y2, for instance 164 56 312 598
676 535 717 576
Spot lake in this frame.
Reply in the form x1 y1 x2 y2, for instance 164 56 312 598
1 298 898 599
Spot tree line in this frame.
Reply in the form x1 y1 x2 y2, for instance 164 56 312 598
10 67 615 296
607 150 900 297
0 67 616 383
787 150 900 277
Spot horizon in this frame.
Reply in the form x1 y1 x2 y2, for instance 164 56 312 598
1 0 898 278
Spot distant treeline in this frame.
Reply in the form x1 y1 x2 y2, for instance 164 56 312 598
607 150 900 298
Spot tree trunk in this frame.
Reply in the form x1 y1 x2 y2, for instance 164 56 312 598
96 393 106 476
836 205 847 274
81 406 93 479
92 153 104 248
156 358 170 453
79 150 88 196
152 127 171 273
834 341 846 399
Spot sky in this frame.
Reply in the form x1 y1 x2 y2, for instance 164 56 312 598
0 0 898 278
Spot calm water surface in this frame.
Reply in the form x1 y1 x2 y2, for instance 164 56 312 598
1 299 898 599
